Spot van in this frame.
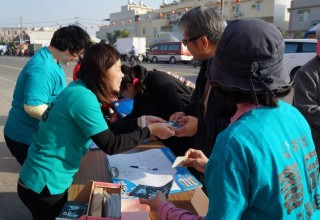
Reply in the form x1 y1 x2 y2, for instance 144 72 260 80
147 42 193 64
284 39 317 77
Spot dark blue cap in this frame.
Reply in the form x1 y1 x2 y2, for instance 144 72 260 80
210 19 293 102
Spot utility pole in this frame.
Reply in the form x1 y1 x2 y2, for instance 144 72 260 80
220 0 224 18
75 17 80 26
19 16 23 44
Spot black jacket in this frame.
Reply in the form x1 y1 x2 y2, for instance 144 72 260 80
185 60 237 157
122 69 192 121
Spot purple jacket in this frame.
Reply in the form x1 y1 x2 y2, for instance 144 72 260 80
158 202 204 220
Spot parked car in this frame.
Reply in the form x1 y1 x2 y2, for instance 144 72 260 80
284 39 317 77
147 42 193 64
192 59 202 68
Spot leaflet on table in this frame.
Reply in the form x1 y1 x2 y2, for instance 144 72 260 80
106 147 202 199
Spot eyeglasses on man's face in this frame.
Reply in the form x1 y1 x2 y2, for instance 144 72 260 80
182 35 203 46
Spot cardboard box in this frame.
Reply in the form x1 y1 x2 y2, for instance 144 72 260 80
191 186 209 217
70 181 149 220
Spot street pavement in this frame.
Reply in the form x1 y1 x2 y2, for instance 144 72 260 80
0 56 293 219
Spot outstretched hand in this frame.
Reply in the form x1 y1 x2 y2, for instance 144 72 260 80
140 191 167 211
174 116 198 137
183 148 208 173
169 111 185 122
148 123 175 139
145 115 166 125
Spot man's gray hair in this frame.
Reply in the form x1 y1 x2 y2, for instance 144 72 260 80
179 6 225 45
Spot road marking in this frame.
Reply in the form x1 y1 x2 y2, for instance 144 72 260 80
0 65 72 83
0 64 22 71
0 77 16 84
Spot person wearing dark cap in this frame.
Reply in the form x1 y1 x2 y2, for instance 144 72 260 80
169 6 237 158
293 28 320 157
140 19 320 219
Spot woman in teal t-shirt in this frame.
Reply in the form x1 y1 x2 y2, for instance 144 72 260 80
18 44 175 220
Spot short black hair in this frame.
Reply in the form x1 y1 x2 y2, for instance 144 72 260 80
50 25 91 54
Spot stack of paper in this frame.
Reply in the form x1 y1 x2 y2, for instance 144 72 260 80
106 147 202 198
102 192 121 219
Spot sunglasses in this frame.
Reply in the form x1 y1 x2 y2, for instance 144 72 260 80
182 35 203 46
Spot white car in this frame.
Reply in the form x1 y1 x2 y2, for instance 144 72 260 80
284 39 317 78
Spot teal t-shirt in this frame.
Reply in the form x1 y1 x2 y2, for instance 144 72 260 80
4 47 66 145
20 80 108 194
205 101 320 219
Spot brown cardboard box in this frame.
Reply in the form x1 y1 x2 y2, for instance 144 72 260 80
71 181 149 220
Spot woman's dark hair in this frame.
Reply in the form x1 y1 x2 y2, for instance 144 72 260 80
50 25 91 54
120 64 146 95
213 87 280 107
77 43 120 104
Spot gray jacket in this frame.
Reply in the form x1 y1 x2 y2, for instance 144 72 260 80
293 56 320 156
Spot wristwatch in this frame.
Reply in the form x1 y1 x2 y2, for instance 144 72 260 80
141 115 146 128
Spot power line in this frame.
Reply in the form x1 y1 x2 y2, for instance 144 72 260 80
0 17 103 27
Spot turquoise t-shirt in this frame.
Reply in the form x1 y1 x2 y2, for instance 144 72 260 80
205 101 320 219
19 80 108 194
4 47 66 145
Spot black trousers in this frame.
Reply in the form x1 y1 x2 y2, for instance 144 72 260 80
4 135 29 165
17 180 68 220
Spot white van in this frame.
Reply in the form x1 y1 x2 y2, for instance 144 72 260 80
284 39 317 77
147 42 193 64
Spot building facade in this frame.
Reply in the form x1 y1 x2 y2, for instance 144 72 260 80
288 0 320 33
0 27 28 43
98 0 292 46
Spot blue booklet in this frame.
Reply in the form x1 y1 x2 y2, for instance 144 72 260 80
106 147 202 198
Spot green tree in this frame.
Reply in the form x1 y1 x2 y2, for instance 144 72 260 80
293 31 304 39
106 29 129 45
120 29 129 38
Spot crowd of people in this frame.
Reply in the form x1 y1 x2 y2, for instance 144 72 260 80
3 5 320 220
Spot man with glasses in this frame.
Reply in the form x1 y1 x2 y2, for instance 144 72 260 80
4 25 91 165
170 6 237 171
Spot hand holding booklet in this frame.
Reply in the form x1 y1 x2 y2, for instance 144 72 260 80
106 147 202 198
129 180 173 199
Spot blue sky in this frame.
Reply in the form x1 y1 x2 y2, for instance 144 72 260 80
0 0 162 35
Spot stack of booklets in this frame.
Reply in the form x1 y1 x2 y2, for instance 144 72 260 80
102 192 121 218
56 201 88 220
106 147 202 198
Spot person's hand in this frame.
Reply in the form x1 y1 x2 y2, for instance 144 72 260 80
145 115 166 125
174 116 198 137
110 96 118 102
140 191 167 211
169 112 185 122
183 148 208 173
148 123 175 139
137 115 166 127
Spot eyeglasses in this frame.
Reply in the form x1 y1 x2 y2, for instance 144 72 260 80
182 35 203 46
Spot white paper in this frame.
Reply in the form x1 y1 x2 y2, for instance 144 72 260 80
107 148 181 192
172 156 186 168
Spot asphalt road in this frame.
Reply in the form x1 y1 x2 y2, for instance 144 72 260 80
0 55 293 219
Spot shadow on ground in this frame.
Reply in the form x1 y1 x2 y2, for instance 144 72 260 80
0 192 32 220
0 115 7 126
0 142 20 173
